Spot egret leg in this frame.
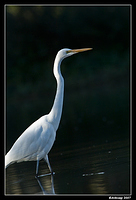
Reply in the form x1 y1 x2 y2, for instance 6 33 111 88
35 159 50 178
35 160 39 177
44 154 53 174
37 155 55 178
36 155 55 178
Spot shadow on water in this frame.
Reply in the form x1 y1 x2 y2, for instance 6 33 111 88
5 138 130 195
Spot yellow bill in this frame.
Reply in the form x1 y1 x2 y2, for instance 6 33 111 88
68 48 93 53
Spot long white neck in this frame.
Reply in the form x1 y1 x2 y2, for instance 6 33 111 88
47 55 64 131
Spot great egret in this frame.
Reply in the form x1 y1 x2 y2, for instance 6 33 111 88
5 48 92 177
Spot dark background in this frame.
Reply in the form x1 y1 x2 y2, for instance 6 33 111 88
6 5 130 152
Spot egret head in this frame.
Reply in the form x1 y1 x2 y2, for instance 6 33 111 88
57 48 93 61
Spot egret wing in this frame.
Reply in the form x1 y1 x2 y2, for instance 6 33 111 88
7 116 56 163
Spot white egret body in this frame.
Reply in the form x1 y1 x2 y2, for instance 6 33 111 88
5 48 92 176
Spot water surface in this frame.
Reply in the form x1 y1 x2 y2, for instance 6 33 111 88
5 138 130 195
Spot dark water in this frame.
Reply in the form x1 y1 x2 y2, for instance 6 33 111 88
5 138 130 195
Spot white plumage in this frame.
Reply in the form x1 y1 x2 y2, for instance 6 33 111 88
5 48 92 176
5 116 55 167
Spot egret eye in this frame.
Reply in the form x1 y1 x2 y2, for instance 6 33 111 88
66 50 71 54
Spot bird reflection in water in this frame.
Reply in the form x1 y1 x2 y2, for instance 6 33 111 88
35 173 55 195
